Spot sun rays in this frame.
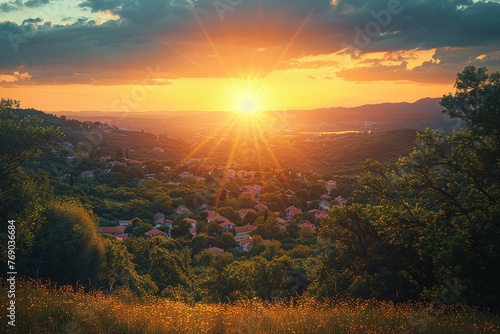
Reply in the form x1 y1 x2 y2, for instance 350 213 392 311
173 6 314 200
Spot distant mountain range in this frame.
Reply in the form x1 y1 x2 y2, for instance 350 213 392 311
51 97 445 134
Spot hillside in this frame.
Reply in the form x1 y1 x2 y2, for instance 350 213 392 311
52 98 444 135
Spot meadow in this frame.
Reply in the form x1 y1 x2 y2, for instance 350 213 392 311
2 280 499 334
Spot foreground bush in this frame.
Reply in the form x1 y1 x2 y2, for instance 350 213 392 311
1 280 499 333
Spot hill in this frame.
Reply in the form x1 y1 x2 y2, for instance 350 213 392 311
52 98 444 135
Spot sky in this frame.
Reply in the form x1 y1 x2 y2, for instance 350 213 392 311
1 0 500 112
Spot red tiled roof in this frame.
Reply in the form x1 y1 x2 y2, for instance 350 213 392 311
238 209 256 216
235 224 256 233
97 226 126 234
208 247 224 256
144 228 168 237
239 237 253 245
299 222 317 232
219 221 236 228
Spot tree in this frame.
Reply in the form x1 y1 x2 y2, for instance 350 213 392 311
318 66 500 308
216 206 241 223
0 99 62 273
99 237 158 296
33 199 105 285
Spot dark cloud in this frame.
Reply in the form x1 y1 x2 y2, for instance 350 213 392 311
0 0 499 85
0 0 51 12
25 0 51 8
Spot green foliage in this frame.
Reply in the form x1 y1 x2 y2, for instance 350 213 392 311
317 66 500 309
33 199 105 285
0 98 62 271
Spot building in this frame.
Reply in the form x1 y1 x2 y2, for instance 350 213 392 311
286 206 302 219
207 247 225 256
144 228 168 238
80 170 94 178
235 224 256 241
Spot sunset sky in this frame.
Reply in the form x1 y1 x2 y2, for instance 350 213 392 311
1 0 500 112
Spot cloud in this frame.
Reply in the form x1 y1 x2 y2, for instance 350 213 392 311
0 71 32 83
0 0 51 12
0 0 499 85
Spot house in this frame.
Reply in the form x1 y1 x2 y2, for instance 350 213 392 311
189 226 197 235
164 220 173 229
183 218 198 228
219 221 236 231
206 210 229 223
335 196 347 206
309 209 328 220
97 226 127 235
277 217 288 229
249 184 263 192
238 208 256 218
325 180 337 189
100 156 112 162
254 203 268 212
200 204 213 211
326 180 337 194
299 222 316 233
207 247 224 256
153 212 165 222
164 165 171 171
174 206 191 215
276 217 288 229
241 189 260 201
227 169 236 178
144 228 168 238
236 170 248 178
319 200 331 210
80 170 94 178
213 216 230 224
127 159 142 166
166 181 181 186
320 194 331 201
239 238 254 252
146 174 156 179
179 172 193 179
119 220 132 226
108 161 127 168
115 233 129 241
235 224 256 241
286 206 302 219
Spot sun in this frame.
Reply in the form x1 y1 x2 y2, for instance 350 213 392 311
236 96 259 114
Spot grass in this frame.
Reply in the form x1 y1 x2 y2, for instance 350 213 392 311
1 280 499 333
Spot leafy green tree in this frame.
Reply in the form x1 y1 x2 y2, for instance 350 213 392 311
0 99 62 271
318 66 500 308
171 220 192 238
241 211 257 225
33 199 105 286
216 206 241 223
99 236 158 296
